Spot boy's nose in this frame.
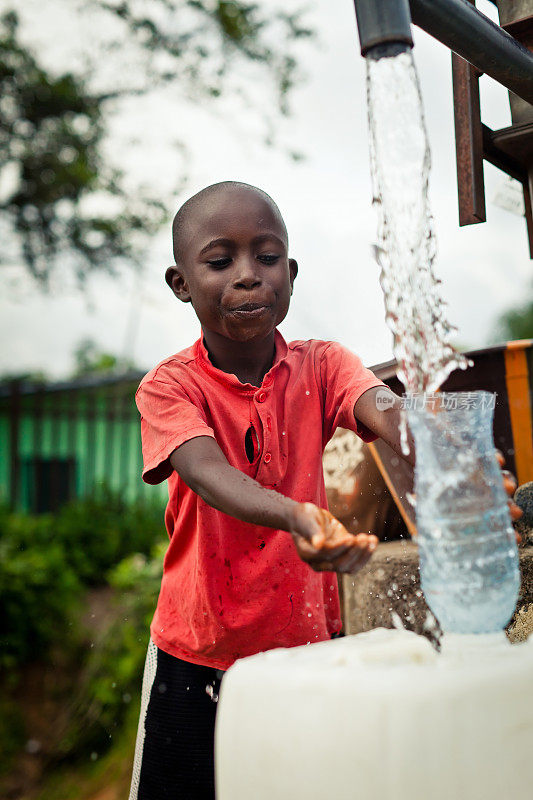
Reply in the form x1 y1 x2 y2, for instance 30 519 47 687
233 259 261 290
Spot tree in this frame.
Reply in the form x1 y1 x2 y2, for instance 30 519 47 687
86 0 312 117
72 338 138 376
0 2 313 287
0 11 165 286
496 296 533 341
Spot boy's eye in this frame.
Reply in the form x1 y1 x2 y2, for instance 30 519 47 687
257 254 280 265
207 257 231 269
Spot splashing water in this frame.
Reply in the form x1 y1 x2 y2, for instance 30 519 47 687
366 48 519 635
366 49 471 395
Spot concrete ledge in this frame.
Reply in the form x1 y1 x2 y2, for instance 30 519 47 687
342 541 533 644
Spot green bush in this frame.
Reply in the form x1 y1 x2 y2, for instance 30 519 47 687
52 491 164 584
0 491 164 586
55 543 165 760
0 493 165 669
0 496 167 791
0 686 26 776
0 533 81 669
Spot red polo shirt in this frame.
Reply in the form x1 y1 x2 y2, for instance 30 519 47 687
136 331 383 670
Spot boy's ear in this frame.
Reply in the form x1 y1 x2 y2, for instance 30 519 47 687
165 266 191 303
289 258 298 293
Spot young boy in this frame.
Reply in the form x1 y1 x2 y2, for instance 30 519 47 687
129 181 519 800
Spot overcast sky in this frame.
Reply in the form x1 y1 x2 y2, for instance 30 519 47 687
1 0 531 379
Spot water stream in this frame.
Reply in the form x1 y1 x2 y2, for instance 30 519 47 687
366 48 471 395
366 47 519 635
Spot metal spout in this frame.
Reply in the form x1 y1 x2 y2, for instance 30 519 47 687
353 0 413 57
353 0 533 105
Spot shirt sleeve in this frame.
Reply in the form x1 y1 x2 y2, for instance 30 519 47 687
135 377 216 485
319 341 386 445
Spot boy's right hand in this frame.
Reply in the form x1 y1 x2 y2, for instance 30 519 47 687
288 502 378 574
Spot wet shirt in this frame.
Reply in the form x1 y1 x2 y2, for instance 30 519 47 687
136 331 384 670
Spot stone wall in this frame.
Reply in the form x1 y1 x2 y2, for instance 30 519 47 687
325 430 533 644
342 541 533 644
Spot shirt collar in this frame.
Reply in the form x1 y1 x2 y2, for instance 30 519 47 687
195 329 289 390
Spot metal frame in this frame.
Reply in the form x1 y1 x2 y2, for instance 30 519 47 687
353 0 533 104
410 0 533 106
353 0 533 257
450 1 533 257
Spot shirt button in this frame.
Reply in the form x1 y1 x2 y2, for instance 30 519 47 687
264 452 272 464
257 391 267 403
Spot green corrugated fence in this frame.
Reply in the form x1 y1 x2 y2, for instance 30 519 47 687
0 373 167 512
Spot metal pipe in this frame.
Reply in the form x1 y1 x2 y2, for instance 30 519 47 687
353 0 533 106
353 0 413 57
410 0 533 106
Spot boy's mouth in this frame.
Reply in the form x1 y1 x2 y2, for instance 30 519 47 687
230 302 270 318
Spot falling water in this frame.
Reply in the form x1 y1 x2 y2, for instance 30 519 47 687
366 48 471 395
365 47 520 635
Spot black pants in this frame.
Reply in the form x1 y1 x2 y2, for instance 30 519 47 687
130 641 224 800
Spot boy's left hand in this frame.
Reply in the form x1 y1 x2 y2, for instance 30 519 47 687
496 451 523 542
289 502 378 574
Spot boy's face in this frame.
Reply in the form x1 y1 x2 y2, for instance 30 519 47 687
167 187 297 343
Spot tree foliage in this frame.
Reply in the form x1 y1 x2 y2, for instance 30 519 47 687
72 338 138 377
0 2 313 287
0 11 165 285
496 297 533 341
91 0 312 115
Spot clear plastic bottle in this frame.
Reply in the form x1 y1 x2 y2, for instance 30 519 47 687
406 391 520 634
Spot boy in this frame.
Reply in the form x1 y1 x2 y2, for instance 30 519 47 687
130 181 520 799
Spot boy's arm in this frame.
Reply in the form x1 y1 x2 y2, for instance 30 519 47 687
169 436 377 573
353 386 523 527
353 386 415 465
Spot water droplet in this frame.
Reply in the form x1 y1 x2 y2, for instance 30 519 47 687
423 611 437 631
206 684 219 702
391 611 404 630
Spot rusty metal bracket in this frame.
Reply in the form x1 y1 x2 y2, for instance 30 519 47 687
452 0 533 257
452 52 486 225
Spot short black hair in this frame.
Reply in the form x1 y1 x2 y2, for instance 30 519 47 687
172 181 287 264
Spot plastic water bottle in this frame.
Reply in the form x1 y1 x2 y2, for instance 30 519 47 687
406 391 520 634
